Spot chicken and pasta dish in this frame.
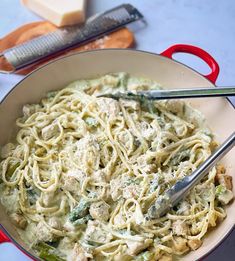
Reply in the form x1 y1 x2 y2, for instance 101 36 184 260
0 73 233 261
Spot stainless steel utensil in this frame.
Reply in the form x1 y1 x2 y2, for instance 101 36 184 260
0 4 144 73
148 132 235 219
99 86 235 100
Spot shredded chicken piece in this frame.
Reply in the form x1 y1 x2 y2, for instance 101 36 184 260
172 236 189 254
41 123 59 140
48 217 62 230
123 184 140 199
165 100 184 115
187 239 202 251
68 243 88 261
138 122 157 141
217 189 234 205
172 220 189 236
92 170 107 183
216 174 233 190
84 220 112 244
216 165 226 174
89 201 110 221
41 192 55 207
22 104 40 117
126 239 152 255
61 174 80 193
113 212 126 226
96 98 120 118
102 74 119 86
10 213 27 229
36 221 54 242
110 177 123 201
137 155 156 174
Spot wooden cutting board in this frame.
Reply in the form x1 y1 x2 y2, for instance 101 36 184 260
0 21 135 75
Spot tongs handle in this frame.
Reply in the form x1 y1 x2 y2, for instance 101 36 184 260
148 132 235 219
139 87 235 100
100 87 235 101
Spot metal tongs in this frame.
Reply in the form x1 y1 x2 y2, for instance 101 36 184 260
100 86 235 101
147 132 235 219
100 87 235 218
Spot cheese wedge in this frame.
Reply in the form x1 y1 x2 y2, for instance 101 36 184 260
21 0 86 27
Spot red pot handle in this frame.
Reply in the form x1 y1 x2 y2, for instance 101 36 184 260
0 229 10 243
161 44 220 84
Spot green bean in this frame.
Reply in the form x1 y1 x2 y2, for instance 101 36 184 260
34 242 65 261
73 214 92 226
171 149 190 166
69 198 90 223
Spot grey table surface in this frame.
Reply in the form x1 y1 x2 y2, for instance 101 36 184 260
0 0 234 260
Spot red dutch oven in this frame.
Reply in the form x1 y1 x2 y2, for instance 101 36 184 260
0 44 234 261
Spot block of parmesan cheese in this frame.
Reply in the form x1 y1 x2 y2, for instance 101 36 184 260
21 0 86 27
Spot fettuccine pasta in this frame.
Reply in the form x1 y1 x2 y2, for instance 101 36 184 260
0 73 233 261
